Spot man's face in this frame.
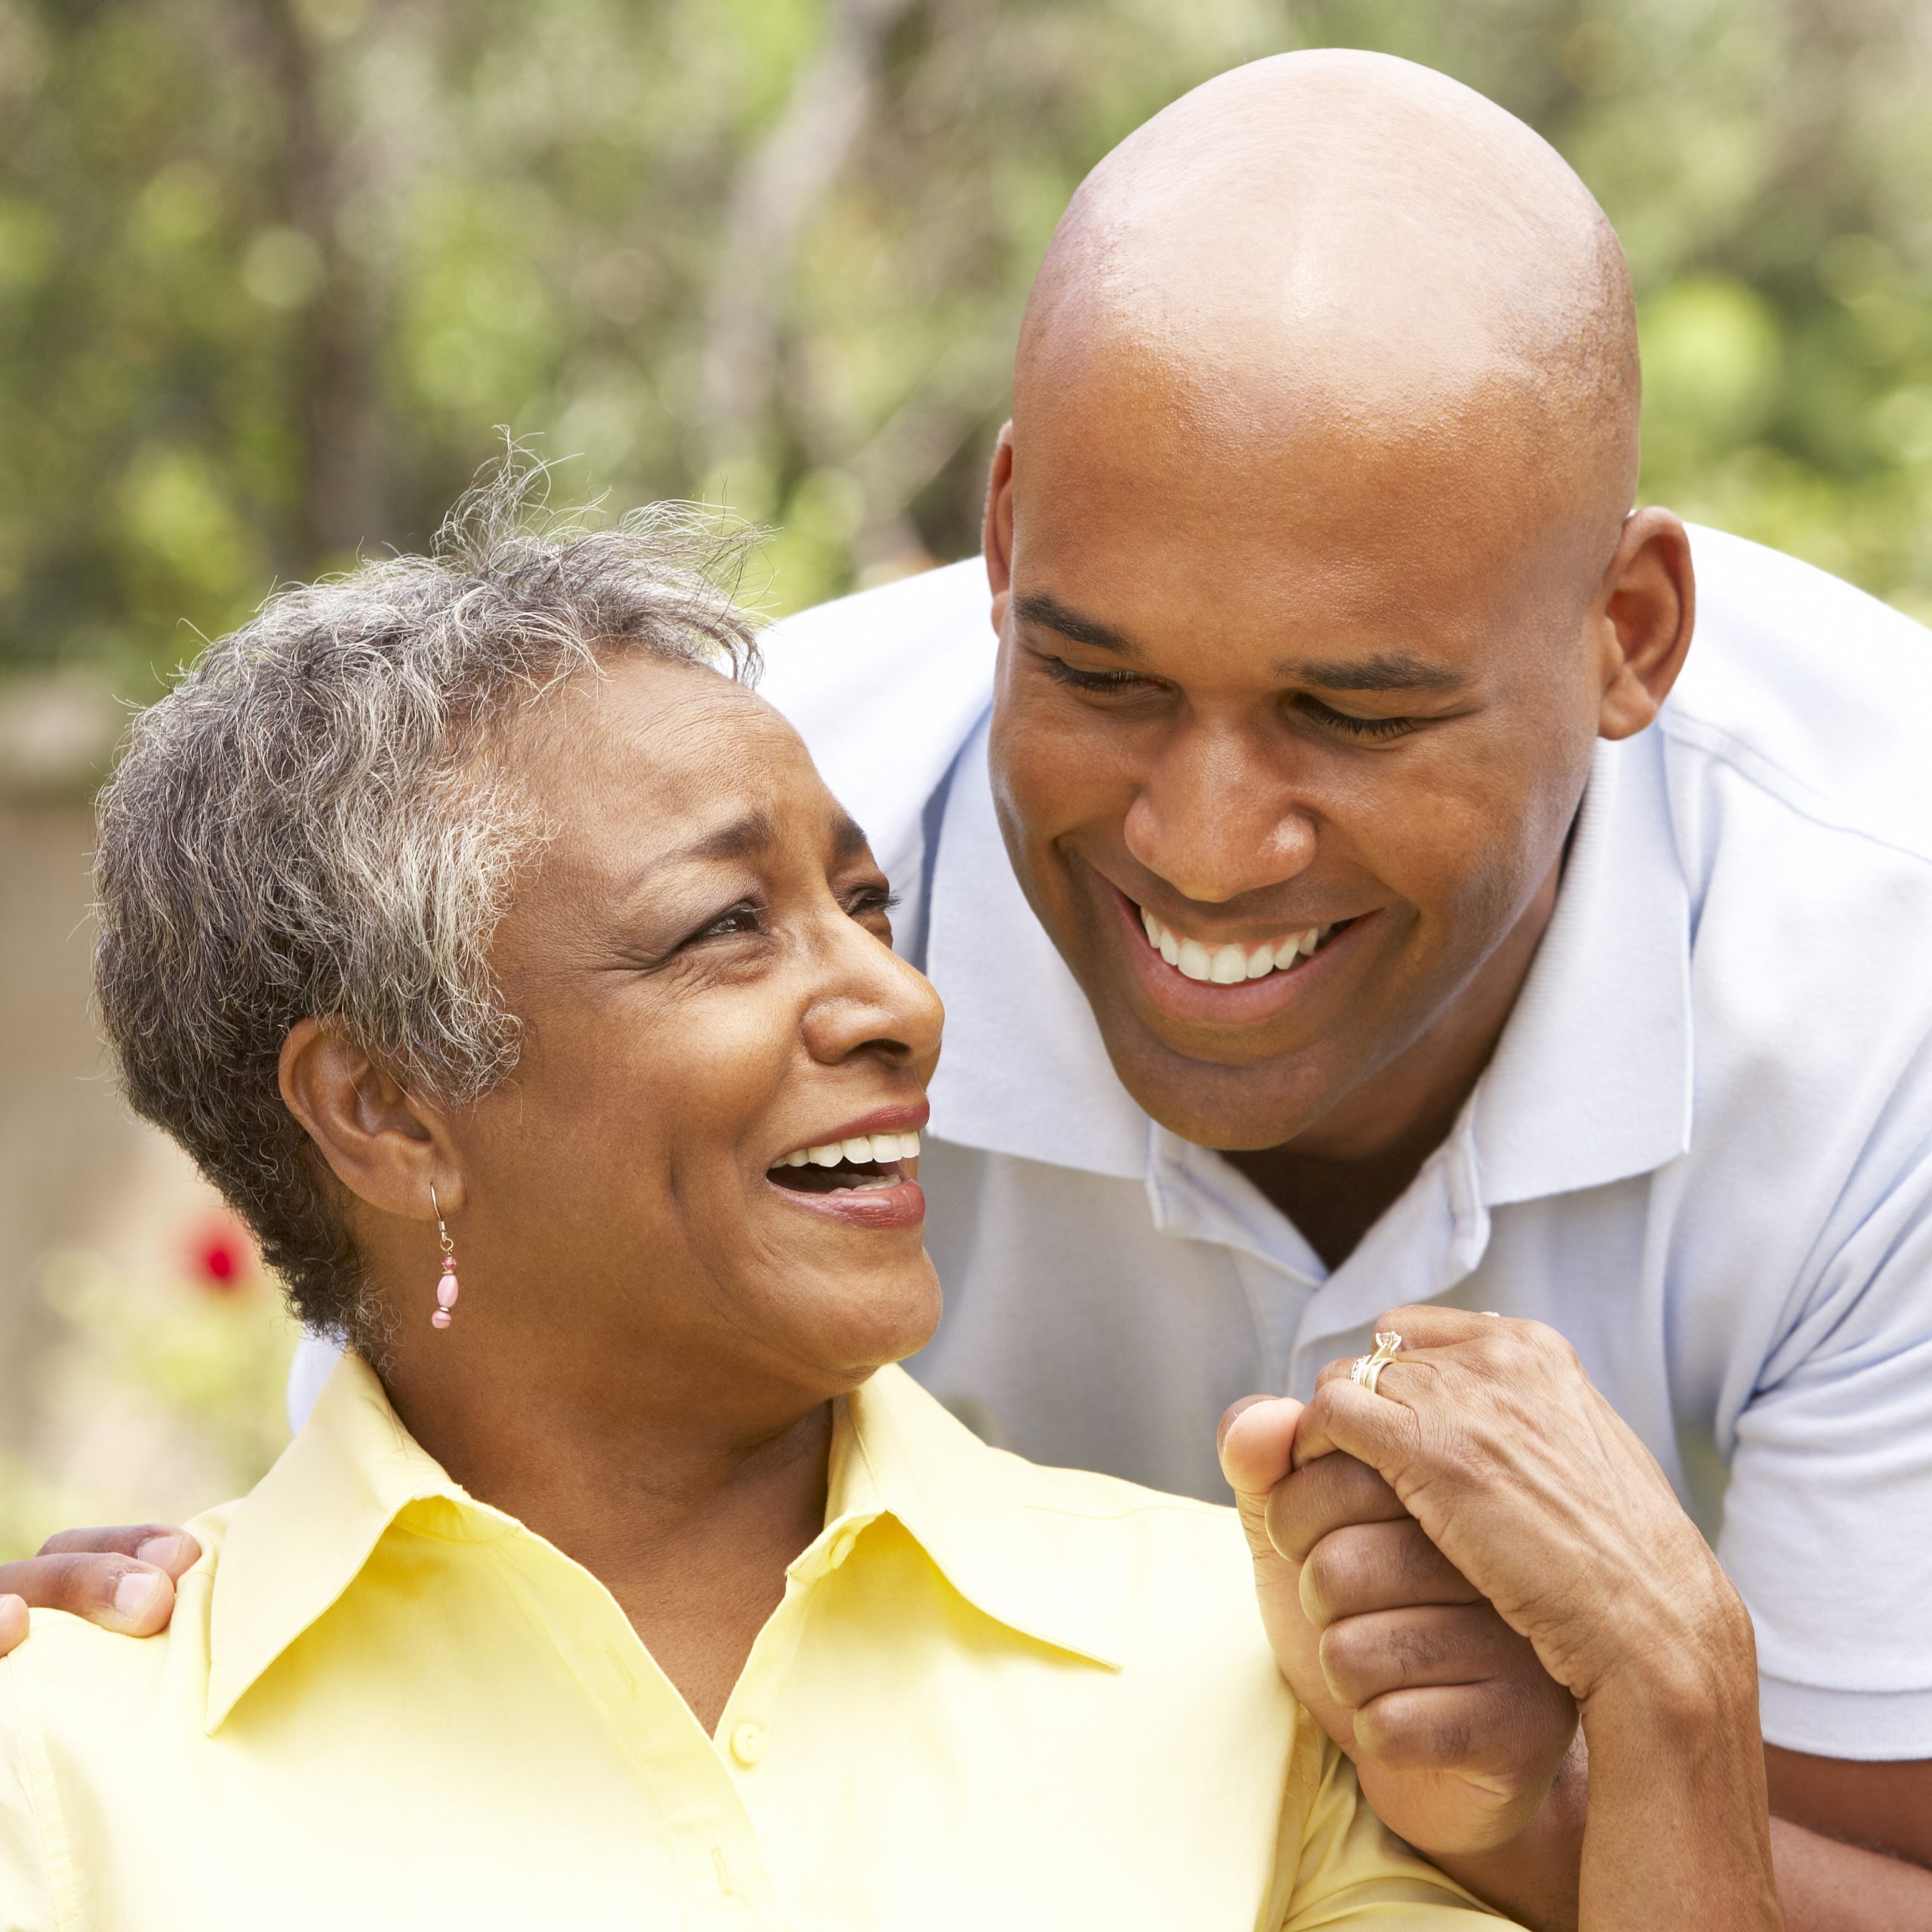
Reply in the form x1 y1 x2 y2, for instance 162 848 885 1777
986 366 1614 1155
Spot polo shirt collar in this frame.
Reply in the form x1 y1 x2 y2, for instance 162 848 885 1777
923 718 1694 1211
1471 728 1694 1204
207 1352 1117 1734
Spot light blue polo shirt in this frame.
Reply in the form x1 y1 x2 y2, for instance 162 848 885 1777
291 525 1932 1761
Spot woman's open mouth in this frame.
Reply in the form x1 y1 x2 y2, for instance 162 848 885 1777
767 1129 921 1195
764 1122 927 1230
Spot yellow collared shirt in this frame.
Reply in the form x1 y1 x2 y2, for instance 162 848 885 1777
0 1356 1507 1930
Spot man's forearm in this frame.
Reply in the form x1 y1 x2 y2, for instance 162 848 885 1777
1771 1817 1932 1930
1426 1743 1932 1932
1574 1651 1781 1932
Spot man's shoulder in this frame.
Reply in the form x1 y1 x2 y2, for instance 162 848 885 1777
1674 525 1932 863
753 561 997 876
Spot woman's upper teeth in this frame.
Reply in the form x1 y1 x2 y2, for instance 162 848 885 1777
776 1130 921 1169
1137 906 1331 983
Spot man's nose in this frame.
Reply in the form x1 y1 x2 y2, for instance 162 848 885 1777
1122 724 1316 905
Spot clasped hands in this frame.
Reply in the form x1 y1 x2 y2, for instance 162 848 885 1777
1219 1306 1749 1880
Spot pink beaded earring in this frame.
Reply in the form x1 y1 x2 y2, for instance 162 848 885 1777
429 1183 460 1331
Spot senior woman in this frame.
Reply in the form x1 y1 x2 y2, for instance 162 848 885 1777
0 477 1776 1930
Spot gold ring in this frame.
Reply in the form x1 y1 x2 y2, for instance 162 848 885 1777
1350 1331 1402 1395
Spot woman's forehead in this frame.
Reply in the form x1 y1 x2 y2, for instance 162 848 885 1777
515 657 835 870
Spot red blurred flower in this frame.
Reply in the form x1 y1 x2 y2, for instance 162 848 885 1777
188 1218 256 1292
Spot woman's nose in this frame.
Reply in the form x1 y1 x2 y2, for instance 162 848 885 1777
801 918 946 1071
1123 724 1317 904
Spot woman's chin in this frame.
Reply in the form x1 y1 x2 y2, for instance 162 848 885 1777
783 1245 943 1376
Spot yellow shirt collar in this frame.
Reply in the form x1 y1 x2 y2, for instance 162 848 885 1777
205 1355 1119 1733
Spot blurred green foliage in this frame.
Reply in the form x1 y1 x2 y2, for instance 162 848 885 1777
1 0 1928 692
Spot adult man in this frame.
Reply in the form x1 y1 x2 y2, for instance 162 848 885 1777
6 48 1929 1927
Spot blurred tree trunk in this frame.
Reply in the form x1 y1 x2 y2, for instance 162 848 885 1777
256 0 390 562
701 0 921 469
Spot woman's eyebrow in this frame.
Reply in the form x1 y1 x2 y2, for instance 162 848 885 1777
829 813 871 861
621 811 780 892
617 809 870 900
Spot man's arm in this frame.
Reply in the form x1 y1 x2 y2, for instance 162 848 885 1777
1766 1755 1932 1927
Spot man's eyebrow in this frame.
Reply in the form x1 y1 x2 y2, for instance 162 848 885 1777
1275 651 1471 695
1013 592 1143 660
1016 591 1466 694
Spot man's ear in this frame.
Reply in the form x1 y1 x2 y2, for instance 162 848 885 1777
982 422 1015 632
278 1017 462 1226
1595 507 1695 741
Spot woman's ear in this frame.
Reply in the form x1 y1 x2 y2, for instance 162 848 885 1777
1595 506 1696 741
278 1018 461 1223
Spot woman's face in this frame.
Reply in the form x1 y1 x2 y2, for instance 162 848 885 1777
442 654 945 1405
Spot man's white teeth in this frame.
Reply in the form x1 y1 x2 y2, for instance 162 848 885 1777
778 1130 921 1169
1137 908 1334 983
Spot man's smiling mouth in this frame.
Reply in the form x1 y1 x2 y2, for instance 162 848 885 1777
1134 905 1353 984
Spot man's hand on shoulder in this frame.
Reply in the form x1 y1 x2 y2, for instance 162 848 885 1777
1217 1396 1580 1866
0 1524 199 1656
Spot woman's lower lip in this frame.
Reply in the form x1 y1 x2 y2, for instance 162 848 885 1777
765 1177 926 1232
1106 884 1371 1026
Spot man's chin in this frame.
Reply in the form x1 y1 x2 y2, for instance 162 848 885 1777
1094 1013 1364 1153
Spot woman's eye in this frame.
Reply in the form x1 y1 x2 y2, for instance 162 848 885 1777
848 885 900 922
690 901 766 943
1297 696 1417 742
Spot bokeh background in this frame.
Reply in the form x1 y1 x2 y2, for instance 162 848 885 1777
3 0 1930 1555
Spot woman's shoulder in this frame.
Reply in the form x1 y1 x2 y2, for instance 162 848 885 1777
2 1496 240 1719
863 1369 1281 1704
992 1448 1275 1653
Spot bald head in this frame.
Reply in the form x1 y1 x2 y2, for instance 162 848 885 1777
1016 51 1639 573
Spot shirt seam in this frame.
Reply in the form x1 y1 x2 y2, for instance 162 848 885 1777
0 1649 79 1932
1660 709 1932 869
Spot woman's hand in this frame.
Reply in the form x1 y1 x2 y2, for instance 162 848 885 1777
1220 1396 1580 1867
1230 1305 1781 1932
0 1526 199 1655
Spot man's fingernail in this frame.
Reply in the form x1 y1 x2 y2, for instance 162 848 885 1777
112 1569 169 1625
136 1534 192 1572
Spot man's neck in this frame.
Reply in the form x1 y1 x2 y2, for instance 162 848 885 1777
1226 857 1561 1270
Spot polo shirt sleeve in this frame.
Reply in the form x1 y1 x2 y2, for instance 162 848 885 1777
0 1654 60 1932
1277 1717 1513 1927
1717 1148 1932 1759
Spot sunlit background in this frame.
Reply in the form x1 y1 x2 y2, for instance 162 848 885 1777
4 0 1930 1555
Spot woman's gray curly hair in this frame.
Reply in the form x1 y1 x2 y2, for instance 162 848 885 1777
93 460 758 1352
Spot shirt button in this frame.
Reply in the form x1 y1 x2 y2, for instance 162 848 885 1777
729 1720 765 1766
828 1527 859 1568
